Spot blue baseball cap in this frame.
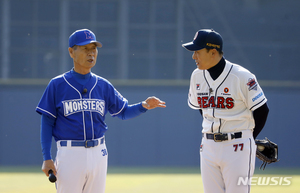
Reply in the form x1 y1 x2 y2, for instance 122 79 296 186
69 29 102 48
182 29 223 51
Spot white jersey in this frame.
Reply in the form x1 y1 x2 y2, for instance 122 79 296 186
188 60 267 134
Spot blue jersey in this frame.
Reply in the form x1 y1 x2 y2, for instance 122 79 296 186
36 70 127 141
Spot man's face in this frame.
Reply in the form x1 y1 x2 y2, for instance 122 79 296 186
192 48 214 70
69 43 98 74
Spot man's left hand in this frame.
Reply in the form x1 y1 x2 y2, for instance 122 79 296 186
142 96 166 110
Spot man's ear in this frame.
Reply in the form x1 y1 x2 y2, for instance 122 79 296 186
210 49 216 56
68 47 74 58
211 49 219 57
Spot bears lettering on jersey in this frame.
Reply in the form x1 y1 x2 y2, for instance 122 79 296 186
62 99 105 116
197 96 234 109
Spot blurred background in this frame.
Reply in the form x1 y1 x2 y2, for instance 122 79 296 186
0 0 299 169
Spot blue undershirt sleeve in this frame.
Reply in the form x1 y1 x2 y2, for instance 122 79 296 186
117 102 148 120
41 114 55 161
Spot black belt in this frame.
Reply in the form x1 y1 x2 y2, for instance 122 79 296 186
60 138 104 148
204 132 242 142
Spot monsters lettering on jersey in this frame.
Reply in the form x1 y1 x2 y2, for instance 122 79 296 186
197 96 234 109
62 99 105 116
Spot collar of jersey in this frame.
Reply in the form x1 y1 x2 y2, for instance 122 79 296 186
71 68 91 86
207 57 226 81
71 68 91 80
204 59 232 84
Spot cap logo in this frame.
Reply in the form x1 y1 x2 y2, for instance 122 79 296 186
84 31 93 40
206 43 220 49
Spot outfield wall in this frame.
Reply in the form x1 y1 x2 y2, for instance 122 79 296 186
0 84 299 168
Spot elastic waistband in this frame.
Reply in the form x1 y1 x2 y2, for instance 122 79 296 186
58 137 105 148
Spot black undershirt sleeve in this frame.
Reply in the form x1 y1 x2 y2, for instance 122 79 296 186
252 103 269 139
199 109 203 116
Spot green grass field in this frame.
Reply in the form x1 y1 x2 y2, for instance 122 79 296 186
0 167 299 193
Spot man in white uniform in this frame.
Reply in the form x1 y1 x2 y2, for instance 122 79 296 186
182 29 269 193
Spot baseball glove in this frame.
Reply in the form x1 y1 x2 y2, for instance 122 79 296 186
255 137 279 170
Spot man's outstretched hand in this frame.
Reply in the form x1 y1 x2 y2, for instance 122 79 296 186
142 96 166 110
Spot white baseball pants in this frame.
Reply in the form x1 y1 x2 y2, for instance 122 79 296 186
55 139 108 193
200 130 256 193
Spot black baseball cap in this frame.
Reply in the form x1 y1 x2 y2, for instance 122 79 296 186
69 29 102 48
182 29 223 51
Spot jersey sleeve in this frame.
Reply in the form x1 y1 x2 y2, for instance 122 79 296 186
107 84 128 117
116 102 147 120
188 71 201 110
241 74 267 111
36 80 57 118
40 114 55 160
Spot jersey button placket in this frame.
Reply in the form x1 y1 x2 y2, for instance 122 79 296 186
84 111 93 140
